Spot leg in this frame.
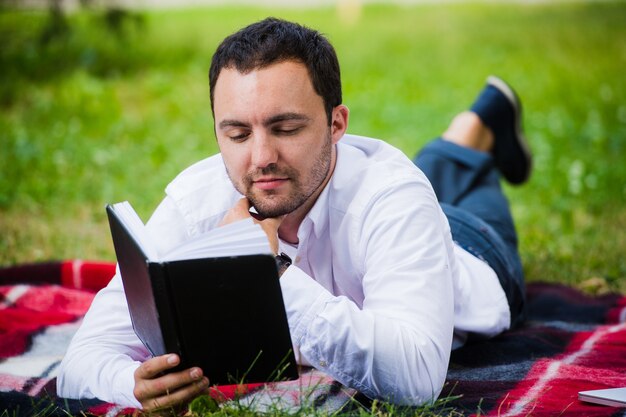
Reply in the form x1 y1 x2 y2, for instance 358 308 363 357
415 122 518 250
414 76 531 327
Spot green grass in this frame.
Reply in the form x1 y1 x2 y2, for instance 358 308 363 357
2 3 626 289
1 2 625 416
0 391 466 417
1 0 626 336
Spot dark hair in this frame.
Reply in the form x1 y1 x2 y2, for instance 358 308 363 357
209 17 342 125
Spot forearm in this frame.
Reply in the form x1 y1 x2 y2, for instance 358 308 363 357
57 343 142 407
280 267 453 405
57 274 149 407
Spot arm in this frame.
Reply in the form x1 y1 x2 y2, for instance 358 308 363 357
57 197 210 408
281 181 456 405
56 272 149 407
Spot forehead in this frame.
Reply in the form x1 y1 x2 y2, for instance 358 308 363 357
212 61 324 120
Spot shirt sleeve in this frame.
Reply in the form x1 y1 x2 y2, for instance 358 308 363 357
279 179 456 405
56 272 147 407
56 196 190 407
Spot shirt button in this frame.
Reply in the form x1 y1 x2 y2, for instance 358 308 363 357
295 256 301 264
319 360 327 367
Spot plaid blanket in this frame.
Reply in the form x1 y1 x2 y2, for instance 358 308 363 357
0 261 355 416
442 283 626 417
1 261 625 416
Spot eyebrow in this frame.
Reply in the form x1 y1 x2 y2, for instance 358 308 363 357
218 119 248 130
264 112 310 126
218 112 310 130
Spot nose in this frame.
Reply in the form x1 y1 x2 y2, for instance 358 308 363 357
250 132 278 169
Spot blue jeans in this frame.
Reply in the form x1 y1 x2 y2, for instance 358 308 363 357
414 139 526 328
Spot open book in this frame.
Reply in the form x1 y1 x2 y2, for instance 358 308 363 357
106 201 299 385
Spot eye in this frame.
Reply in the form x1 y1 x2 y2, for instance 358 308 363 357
273 125 303 136
227 130 251 142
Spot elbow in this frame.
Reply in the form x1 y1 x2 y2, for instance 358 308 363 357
385 344 449 406
403 353 449 406
363 330 451 406
56 352 91 400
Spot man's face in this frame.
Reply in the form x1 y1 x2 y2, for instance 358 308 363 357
213 61 346 218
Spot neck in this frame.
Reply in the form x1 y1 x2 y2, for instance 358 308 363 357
277 214 303 245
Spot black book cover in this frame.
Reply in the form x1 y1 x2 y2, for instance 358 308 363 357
106 204 299 385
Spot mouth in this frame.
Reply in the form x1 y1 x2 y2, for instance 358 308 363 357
252 177 289 191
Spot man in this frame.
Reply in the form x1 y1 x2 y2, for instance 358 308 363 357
57 17 529 411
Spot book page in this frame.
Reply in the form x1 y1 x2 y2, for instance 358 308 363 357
111 201 160 261
162 217 272 262
111 201 272 262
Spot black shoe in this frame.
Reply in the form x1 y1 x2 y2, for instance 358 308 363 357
470 76 532 185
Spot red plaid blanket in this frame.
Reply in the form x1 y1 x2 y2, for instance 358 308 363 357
442 283 626 417
0 261 355 416
1 261 625 416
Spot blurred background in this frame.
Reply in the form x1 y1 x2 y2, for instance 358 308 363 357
1 0 625 293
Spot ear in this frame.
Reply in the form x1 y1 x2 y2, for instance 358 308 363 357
330 104 349 145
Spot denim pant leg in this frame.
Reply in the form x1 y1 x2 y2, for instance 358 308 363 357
413 138 526 327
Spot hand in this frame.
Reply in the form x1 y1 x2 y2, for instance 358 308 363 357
133 354 209 412
220 198 283 254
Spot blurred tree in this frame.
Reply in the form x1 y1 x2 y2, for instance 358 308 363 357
38 0 144 44
39 0 71 45
0 0 145 105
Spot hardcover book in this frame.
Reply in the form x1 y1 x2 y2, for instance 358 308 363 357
106 201 299 385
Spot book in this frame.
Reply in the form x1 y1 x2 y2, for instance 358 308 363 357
105 201 299 385
579 387 626 407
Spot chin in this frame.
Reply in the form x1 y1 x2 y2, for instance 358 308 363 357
254 206 291 219
251 199 294 218
248 189 306 218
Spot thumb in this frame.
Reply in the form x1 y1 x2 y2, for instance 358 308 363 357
254 216 284 254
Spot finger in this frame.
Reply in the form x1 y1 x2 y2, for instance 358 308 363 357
134 366 205 405
258 222 279 254
237 198 251 211
252 216 284 254
230 197 251 216
220 198 252 226
135 354 180 380
142 376 210 412
257 216 284 227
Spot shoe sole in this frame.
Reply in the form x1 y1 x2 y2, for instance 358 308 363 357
487 75 532 183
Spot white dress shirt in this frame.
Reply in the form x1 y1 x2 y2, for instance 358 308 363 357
57 134 509 407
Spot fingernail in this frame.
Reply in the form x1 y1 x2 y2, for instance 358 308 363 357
167 354 178 365
190 368 201 379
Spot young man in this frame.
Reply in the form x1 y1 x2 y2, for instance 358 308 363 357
57 18 529 411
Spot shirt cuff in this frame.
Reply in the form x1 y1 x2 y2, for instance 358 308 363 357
111 361 142 409
279 266 333 349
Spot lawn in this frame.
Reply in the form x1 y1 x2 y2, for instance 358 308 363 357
1 4 625 287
